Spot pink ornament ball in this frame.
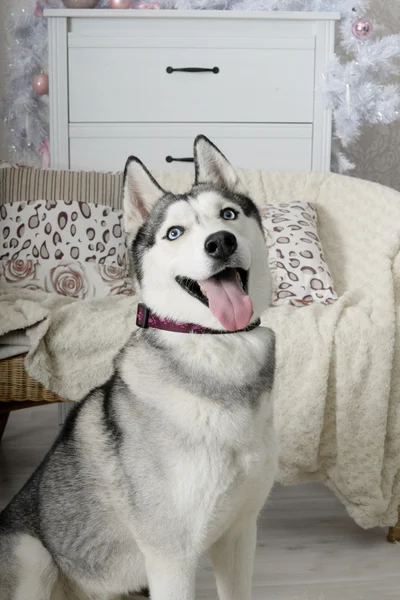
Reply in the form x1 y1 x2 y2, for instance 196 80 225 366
352 18 373 40
110 0 131 7
32 73 49 95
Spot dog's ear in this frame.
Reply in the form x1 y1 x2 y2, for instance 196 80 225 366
194 135 245 193
122 157 165 236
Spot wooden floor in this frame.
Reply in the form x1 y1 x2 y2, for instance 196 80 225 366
0 404 398 600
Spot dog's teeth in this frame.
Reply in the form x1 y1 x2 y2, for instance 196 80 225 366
236 271 244 289
200 286 208 297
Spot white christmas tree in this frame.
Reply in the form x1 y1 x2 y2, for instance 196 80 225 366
3 0 61 167
322 3 400 172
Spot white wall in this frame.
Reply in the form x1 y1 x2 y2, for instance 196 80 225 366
0 0 8 160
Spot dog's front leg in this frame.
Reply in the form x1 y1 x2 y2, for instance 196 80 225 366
210 516 257 600
145 554 197 600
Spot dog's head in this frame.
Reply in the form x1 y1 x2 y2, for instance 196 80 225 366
123 135 272 331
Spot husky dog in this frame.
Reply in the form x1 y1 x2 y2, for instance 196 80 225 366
0 136 277 600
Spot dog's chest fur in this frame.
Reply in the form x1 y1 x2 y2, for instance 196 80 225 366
107 326 277 555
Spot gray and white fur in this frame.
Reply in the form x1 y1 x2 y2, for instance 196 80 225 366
0 135 277 600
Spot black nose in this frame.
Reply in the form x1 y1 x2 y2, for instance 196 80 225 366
204 231 238 261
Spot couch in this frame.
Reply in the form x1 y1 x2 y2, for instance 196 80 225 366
0 164 399 542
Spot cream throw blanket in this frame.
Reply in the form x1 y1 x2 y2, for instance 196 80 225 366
1 170 400 530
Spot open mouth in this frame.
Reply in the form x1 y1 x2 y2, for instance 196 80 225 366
175 268 253 331
176 268 248 307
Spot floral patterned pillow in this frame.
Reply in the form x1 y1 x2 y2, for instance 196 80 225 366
0 200 134 299
261 202 338 307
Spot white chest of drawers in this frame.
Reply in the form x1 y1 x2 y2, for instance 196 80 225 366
45 9 339 173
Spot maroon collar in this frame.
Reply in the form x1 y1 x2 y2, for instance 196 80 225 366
136 303 261 335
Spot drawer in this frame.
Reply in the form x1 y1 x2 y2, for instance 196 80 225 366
69 123 313 172
68 37 315 124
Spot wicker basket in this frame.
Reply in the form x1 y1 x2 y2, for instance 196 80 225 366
0 354 65 404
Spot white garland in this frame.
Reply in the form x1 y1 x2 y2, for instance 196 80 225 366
4 0 400 173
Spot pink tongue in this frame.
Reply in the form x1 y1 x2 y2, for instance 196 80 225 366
199 270 253 331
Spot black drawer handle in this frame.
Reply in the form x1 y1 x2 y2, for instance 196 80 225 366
166 66 220 74
166 156 194 163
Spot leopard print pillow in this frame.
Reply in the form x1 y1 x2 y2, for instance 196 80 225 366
0 200 134 299
261 202 338 307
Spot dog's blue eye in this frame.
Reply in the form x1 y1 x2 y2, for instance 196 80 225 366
167 226 184 241
221 208 238 221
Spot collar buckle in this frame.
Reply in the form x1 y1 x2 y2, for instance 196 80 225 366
136 303 150 329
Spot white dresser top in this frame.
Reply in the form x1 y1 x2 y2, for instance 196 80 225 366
44 9 340 20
